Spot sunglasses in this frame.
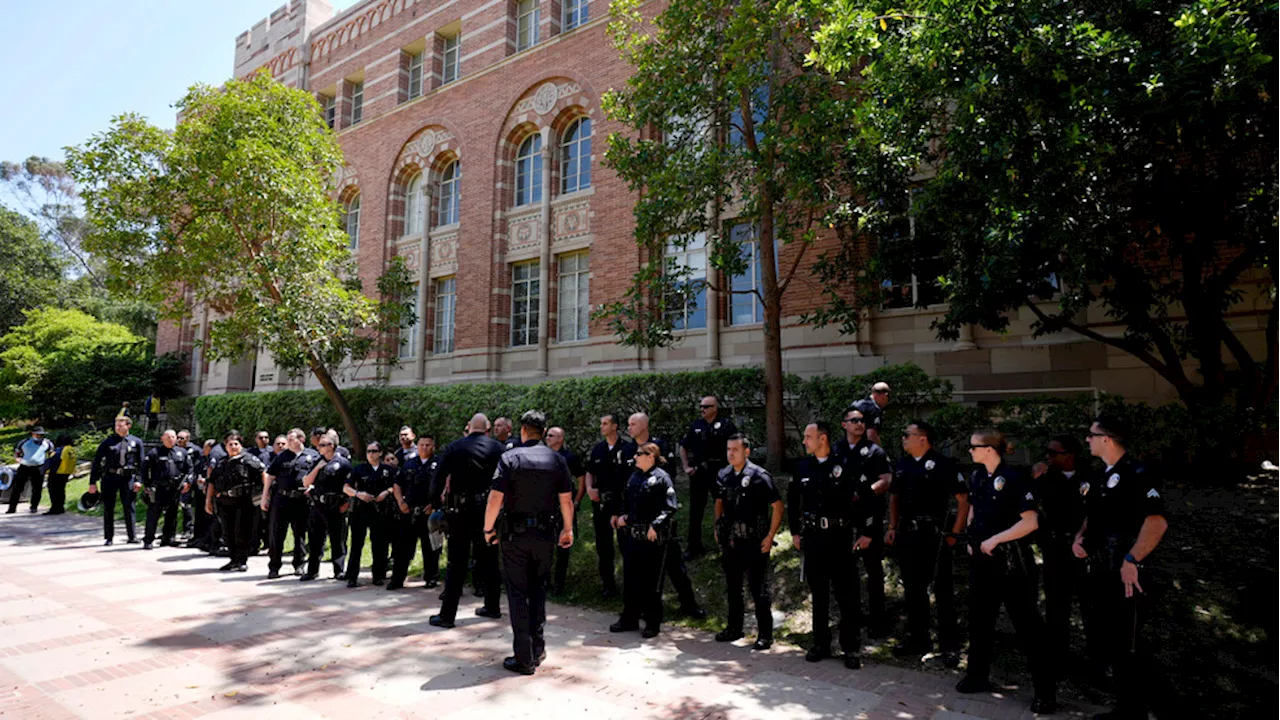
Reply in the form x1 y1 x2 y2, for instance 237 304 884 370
635 451 652 457
319 442 334 448
699 405 716 410
968 444 993 451
845 417 866 424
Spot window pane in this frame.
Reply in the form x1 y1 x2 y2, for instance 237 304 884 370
517 1 540 51
557 252 589 342
407 52 424 99
516 135 542 206
404 175 422 236
351 82 364 124
511 261 540 346
434 277 456 354
665 232 706 330
564 0 588 30
442 34 460 84
561 118 592 194
729 223 764 324
399 284 419 359
437 161 460 226
344 195 360 250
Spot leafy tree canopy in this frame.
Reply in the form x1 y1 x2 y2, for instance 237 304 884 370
0 205 65 334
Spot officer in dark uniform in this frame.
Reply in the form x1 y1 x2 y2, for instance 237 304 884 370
679 395 738 559
141 429 193 550
202 438 229 555
300 431 351 581
845 381 891 445
343 441 396 587
388 434 441 590
1075 415 1168 720
88 416 145 546
248 431 274 555
584 413 627 598
886 420 969 665
836 407 894 635
1033 434 1094 667
712 434 782 649
789 422 878 669
394 426 417 466
484 410 575 675
492 417 515 450
205 431 267 572
958 429 1056 714
545 426 585 595
430 414 505 626
622 412 706 620
186 439 216 549
175 430 195 540
311 426 351 460
609 441 677 639
252 432 274 464
262 429 315 578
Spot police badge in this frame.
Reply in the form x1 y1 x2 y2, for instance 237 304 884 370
994 476 1005 491
831 465 843 478
860 446 870 457
713 421 721 430
1079 481 1090 496
741 477 750 488
1107 473 1120 488
925 459 936 471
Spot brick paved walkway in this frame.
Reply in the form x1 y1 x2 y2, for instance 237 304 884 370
0 510 1098 719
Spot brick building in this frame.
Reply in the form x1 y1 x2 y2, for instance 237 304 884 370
155 0 1271 406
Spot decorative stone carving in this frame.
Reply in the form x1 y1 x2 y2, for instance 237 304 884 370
331 163 358 189
429 233 458 277
552 201 590 245
507 213 541 253
397 244 422 280
532 83 559 115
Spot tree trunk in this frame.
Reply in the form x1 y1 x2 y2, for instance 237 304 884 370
308 355 364 456
759 202 785 473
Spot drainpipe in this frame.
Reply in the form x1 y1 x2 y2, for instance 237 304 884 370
537 127 553 376
415 179 433 384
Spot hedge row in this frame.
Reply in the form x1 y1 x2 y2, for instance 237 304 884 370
180 364 1275 476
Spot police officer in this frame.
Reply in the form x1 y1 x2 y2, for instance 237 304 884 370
958 429 1056 714
311 426 351 460
252 431 274 464
1074 415 1168 720
789 422 877 669
205 431 267 572
545 426 585 595
262 429 315 578
394 426 417 466
344 441 396 587
610 442 677 639
492 417 516 451
88 416 145 546
300 431 350 582
388 434 441 590
712 434 782 649
484 410 575 675
622 412 706 620
837 407 894 636
1033 434 1093 667
886 420 969 666
845 381 891 445
175 430 195 540
679 395 737 559
430 414 505 627
248 431 274 554
202 437 229 555
584 413 627 598
141 429 193 550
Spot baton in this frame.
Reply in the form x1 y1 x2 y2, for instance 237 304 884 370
655 532 670 595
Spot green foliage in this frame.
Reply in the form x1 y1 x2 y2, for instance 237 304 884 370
802 0 1277 407
0 205 65 334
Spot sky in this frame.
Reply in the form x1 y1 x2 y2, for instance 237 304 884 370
0 0 361 164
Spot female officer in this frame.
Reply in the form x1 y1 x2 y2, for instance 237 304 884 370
344 441 396 587
609 442 678 639
958 429 1056 714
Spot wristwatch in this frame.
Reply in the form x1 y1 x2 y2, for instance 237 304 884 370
1124 552 1143 568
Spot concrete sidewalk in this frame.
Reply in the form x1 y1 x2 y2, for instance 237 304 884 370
0 510 1096 719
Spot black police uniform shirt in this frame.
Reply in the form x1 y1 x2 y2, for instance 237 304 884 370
433 432 505 502
312 454 353 498
1082 453 1165 551
142 445 193 489
788 454 876 537
557 447 585 479
837 437 892 525
397 453 440 508
492 443 574 515
586 438 628 496
211 452 266 494
892 449 968 524
681 416 738 469
847 396 884 436
1037 466 1089 536
91 433 145 484
267 449 317 493
394 445 415 467
621 436 671 473
350 462 396 508
967 463 1037 544
623 467 679 531
714 461 781 530
501 437 519 452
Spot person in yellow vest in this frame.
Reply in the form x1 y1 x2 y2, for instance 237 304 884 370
44 435 77 515
116 401 132 420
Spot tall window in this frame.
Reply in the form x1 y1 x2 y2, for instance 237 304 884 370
517 0 540 51
515 134 543 206
511 261 540 346
441 33 460 85
407 51 424 100
729 222 766 325
434 276 456 354
882 188 944 309
321 95 336 129
343 194 361 250
403 174 423 236
560 117 592 194
350 81 364 124
437 160 460 226
665 232 707 330
557 252 589 342
563 0 588 30
399 287 420 359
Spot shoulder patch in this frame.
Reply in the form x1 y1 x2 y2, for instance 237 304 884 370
860 446 870 457
1146 488 1160 499
1025 492 1034 501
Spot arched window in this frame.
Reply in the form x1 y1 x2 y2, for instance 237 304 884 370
437 160 460 226
403 173 423 236
515 134 543 207
343 194 361 250
560 117 592 194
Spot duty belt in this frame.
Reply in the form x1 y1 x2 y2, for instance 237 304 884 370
502 512 557 538
802 513 849 530
221 484 253 498
447 492 489 512
410 505 432 517
313 492 344 505
901 516 942 533
275 487 306 499
107 467 136 477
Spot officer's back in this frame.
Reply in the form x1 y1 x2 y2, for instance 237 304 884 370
436 429 504 499
496 442 571 517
